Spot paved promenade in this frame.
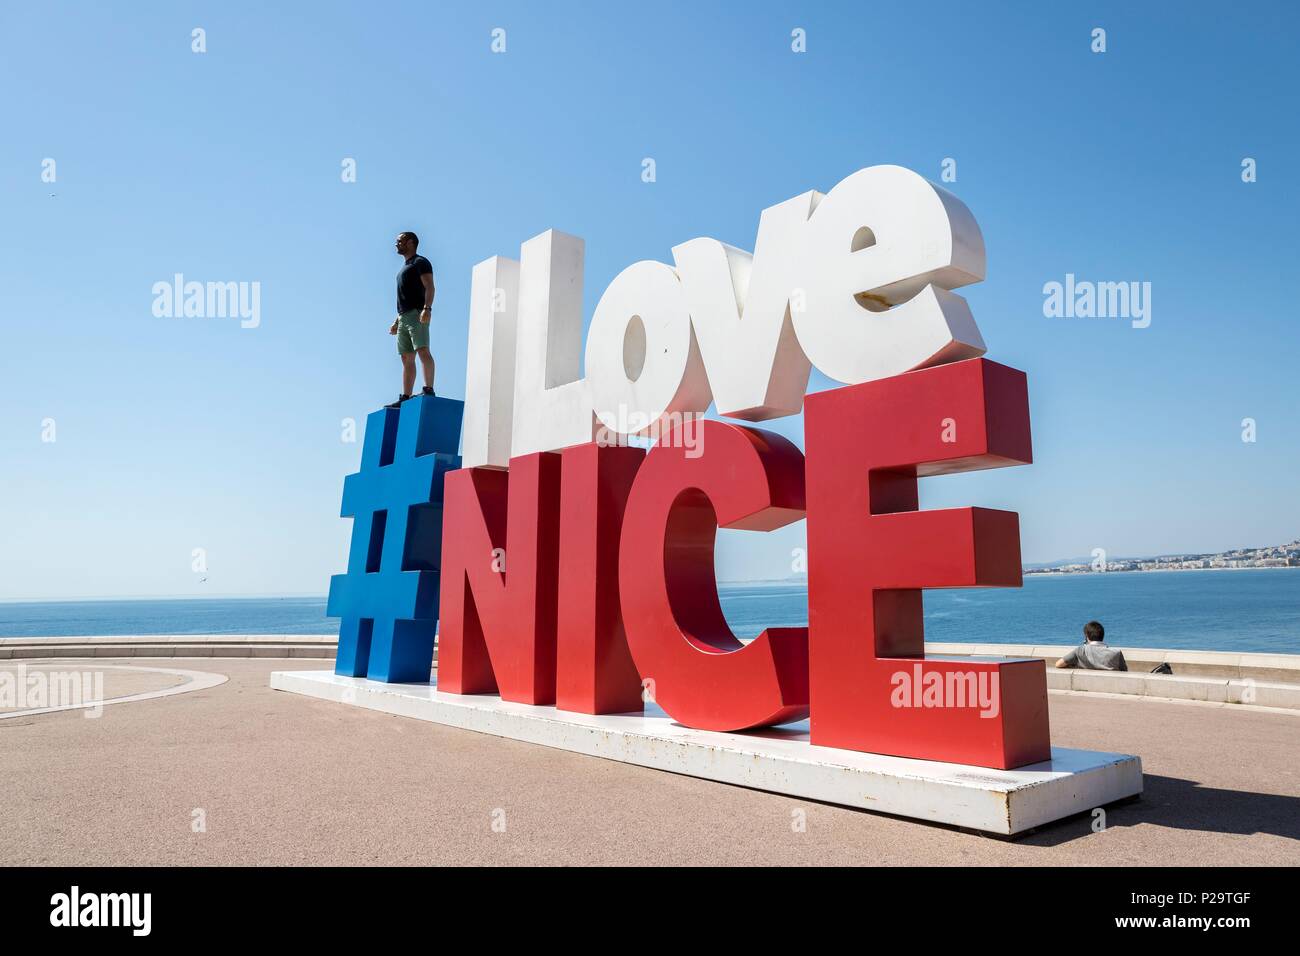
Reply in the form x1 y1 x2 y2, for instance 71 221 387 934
1 657 1296 865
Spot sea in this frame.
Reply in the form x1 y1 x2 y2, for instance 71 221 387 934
1 568 1297 655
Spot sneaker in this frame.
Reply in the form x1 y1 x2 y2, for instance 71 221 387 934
421 386 436 397
385 394 411 409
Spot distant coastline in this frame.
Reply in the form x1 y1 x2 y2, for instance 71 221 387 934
1026 564 1300 578
1025 537 1299 576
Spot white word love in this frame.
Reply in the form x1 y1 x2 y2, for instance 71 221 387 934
463 164 987 467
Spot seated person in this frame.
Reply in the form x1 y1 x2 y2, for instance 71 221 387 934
1055 620 1128 671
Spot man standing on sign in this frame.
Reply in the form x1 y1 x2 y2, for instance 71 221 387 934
386 231 436 407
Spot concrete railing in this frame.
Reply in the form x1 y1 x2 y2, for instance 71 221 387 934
4 635 1298 711
926 642 1300 684
0 634 337 660
1045 667 1300 710
928 642 1300 711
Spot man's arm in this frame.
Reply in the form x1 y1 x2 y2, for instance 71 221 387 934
1055 648 1079 669
419 272 435 324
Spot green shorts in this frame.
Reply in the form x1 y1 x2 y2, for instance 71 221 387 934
396 308 430 354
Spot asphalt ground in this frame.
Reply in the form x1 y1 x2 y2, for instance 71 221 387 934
1 657 1296 865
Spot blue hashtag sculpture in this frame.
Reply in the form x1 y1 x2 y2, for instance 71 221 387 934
327 394 463 683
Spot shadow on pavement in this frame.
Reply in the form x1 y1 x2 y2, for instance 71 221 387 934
1021 773 1300 847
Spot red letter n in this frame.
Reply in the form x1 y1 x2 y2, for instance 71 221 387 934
438 452 561 704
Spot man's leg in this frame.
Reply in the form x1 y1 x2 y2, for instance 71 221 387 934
416 346 436 391
401 351 416 396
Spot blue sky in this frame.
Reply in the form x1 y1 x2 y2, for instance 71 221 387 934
1 1 1297 600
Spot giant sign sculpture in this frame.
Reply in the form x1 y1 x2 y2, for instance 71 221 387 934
329 164 1051 771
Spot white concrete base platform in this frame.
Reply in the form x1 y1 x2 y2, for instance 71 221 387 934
271 669 1143 835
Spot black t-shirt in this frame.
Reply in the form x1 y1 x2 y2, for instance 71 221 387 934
397 254 433 313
